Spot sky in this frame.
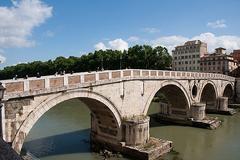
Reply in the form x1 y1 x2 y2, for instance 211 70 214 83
0 0 240 68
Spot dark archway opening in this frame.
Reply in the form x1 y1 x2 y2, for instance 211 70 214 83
223 84 234 104
192 85 198 98
148 84 189 127
21 98 120 159
200 83 217 109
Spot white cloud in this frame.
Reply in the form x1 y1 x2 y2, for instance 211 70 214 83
95 38 128 52
0 55 6 64
142 27 160 33
207 19 227 29
0 50 6 64
94 42 108 51
127 36 140 42
108 39 128 51
0 0 53 48
151 32 240 53
151 35 188 52
192 32 240 52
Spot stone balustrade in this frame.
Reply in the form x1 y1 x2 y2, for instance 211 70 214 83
1 69 235 100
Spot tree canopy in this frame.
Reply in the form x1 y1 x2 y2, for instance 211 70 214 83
0 45 172 80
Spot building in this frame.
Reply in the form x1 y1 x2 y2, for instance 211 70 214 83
200 48 238 75
172 40 207 71
231 49 240 63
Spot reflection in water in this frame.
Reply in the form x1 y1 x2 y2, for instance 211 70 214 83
23 99 240 160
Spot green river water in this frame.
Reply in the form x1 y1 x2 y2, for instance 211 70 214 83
23 99 240 160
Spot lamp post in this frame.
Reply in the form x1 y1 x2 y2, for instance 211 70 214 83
0 82 6 138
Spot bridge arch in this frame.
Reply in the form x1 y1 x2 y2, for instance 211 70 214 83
11 90 122 153
143 80 191 116
199 81 218 109
222 83 234 97
222 83 234 102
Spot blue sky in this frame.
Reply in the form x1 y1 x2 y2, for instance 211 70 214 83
0 0 240 68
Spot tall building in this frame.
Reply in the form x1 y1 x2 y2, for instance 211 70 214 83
172 40 207 71
200 48 238 75
231 49 240 63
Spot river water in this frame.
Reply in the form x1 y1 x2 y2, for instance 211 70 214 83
23 99 240 160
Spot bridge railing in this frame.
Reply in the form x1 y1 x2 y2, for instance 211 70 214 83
1 69 235 99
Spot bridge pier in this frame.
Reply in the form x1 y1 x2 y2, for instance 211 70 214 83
153 103 222 129
122 116 149 146
206 97 237 115
235 78 240 103
91 115 172 160
190 103 206 120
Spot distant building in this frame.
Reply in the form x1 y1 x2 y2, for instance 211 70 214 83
231 49 240 63
200 48 238 75
172 40 207 71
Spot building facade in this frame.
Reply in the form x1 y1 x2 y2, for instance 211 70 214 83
172 40 207 71
200 48 238 75
231 49 240 63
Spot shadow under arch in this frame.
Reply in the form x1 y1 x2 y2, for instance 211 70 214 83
223 83 234 103
200 82 217 109
143 80 191 117
12 90 122 153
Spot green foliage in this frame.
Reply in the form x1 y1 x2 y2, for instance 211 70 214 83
0 45 172 80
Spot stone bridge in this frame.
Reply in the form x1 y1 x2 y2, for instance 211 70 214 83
0 69 236 158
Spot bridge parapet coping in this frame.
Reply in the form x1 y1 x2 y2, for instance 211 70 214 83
1 69 235 100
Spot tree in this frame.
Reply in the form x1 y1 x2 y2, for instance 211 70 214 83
0 45 172 80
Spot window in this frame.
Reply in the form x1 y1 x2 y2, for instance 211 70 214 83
193 55 195 58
